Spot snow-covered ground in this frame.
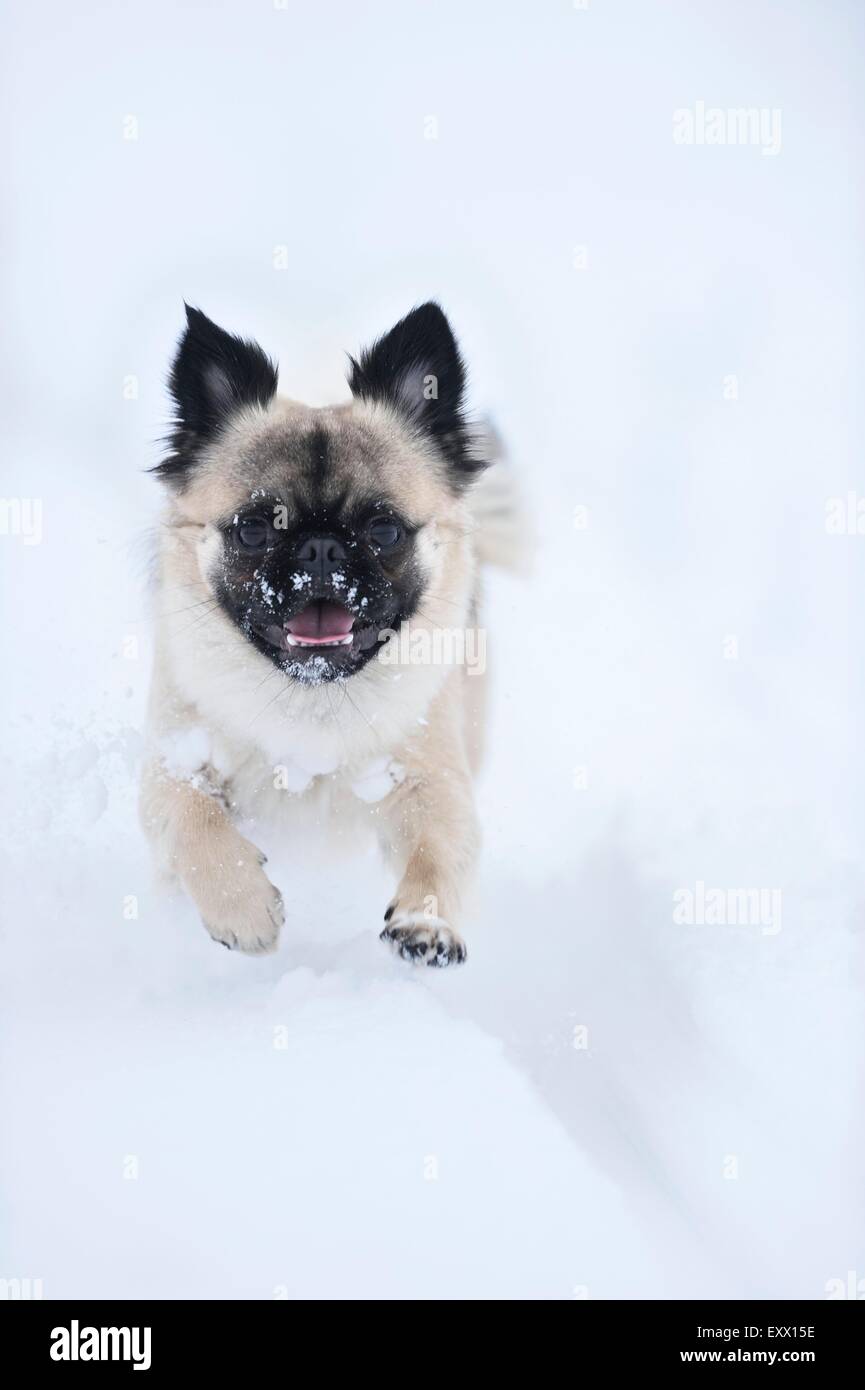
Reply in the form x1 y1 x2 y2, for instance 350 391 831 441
1 0 862 1298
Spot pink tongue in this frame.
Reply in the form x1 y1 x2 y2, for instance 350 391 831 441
285 601 355 640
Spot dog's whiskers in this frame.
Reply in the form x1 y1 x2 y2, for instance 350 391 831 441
161 597 220 619
170 602 222 639
338 681 377 737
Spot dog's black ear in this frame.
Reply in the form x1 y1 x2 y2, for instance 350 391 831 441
155 305 278 486
347 302 484 487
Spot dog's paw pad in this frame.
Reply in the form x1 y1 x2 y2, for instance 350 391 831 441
380 915 467 968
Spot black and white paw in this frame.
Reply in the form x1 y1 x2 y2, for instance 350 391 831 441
380 910 467 968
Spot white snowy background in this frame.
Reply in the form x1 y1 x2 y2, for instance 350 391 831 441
1 0 863 1298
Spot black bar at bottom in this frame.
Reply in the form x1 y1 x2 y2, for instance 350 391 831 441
2 1298 861 1374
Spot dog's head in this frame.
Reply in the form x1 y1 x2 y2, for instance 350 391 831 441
155 303 485 683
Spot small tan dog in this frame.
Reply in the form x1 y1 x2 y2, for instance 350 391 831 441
141 303 513 965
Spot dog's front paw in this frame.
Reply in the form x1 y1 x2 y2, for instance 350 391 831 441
181 836 285 956
380 909 467 968
203 874 284 955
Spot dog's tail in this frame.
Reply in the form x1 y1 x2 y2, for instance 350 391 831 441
468 420 532 573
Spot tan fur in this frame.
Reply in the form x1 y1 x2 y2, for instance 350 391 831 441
141 392 495 965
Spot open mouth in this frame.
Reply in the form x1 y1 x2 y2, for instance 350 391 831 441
249 599 389 675
284 600 357 649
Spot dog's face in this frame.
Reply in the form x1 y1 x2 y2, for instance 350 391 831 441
156 303 485 683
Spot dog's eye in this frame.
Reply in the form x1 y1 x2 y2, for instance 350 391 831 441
235 516 271 551
369 518 402 550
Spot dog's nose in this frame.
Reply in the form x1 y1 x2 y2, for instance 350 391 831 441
295 535 348 580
